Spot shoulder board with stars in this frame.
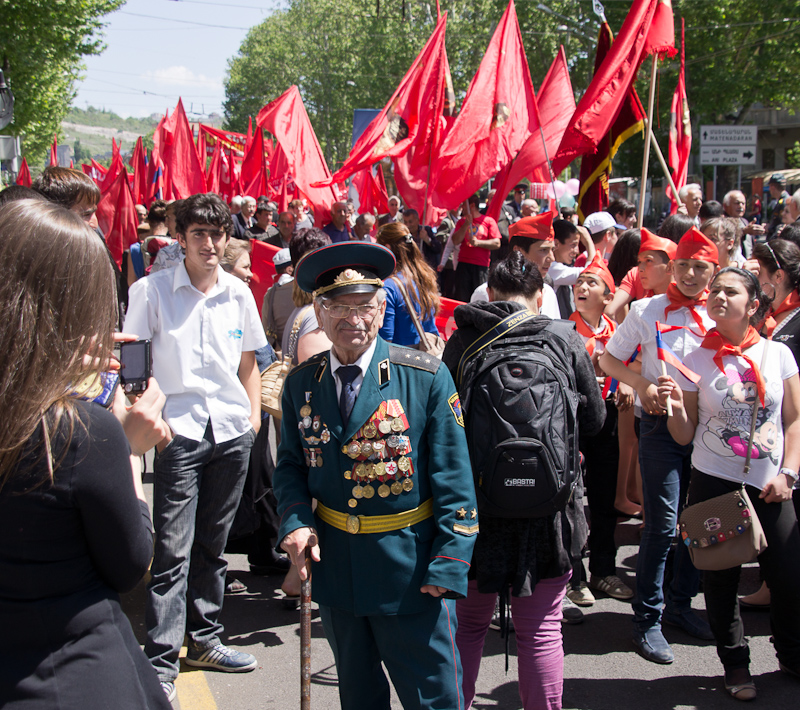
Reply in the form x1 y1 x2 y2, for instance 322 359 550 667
388 344 440 374
287 352 328 380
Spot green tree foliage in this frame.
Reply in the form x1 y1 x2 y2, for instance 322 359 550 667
0 0 124 164
787 142 800 170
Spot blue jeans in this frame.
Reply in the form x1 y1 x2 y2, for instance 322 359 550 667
633 413 700 632
145 423 255 681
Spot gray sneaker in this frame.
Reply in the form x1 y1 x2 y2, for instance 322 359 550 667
184 643 257 672
561 595 585 624
160 681 176 703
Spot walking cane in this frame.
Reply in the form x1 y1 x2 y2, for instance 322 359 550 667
300 535 316 710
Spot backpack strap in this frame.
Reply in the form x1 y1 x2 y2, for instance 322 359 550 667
456 309 539 386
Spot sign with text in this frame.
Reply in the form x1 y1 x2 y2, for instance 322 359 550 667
699 125 758 146
699 146 756 165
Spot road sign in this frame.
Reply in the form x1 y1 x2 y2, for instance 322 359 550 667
699 145 756 165
699 125 758 146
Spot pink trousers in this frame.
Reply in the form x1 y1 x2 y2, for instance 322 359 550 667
455 572 570 710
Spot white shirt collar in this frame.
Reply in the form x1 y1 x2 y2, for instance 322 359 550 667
172 261 229 298
329 338 378 381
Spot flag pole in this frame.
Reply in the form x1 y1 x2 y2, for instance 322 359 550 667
637 55 658 227
536 123 561 213
644 119 683 210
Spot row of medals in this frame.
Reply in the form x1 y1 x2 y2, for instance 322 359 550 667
342 416 413 508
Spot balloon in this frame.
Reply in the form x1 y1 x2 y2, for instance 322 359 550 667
565 178 580 196
545 180 566 199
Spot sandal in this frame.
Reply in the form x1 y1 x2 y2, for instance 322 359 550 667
724 669 756 701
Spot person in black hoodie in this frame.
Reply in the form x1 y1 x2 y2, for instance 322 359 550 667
442 251 605 710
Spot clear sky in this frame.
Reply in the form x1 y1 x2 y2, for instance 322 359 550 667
72 0 282 120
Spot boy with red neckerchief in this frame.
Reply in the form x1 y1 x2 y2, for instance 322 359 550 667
567 254 637 609
599 227 719 664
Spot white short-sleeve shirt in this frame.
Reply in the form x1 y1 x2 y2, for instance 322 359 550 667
124 262 268 443
680 340 798 490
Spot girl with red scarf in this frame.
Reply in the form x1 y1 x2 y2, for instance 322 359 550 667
658 267 800 700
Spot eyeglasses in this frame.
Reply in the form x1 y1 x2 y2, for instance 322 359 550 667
320 302 378 319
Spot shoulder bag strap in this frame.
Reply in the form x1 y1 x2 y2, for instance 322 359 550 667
391 276 428 344
287 305 312 361
456 309 539 386
743 339 769 478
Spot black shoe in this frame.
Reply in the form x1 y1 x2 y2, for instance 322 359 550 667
249 551 291 575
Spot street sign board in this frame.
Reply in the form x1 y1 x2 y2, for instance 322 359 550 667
699 125 758 146
699 146 757 165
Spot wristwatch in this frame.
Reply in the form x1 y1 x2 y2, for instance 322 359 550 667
779 468 799 486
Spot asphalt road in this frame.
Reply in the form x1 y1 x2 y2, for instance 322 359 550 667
123 458 799 709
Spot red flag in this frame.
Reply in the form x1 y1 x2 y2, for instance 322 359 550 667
351 166 390 216
218 147 237 203
552 0 676 175
197 127 207 171
486 46 575 221
198 124 248 160
245 116 253 153
240 125 269 198
668 19 691 214
206 141 222 196
576 23 646 221
50 135 58 167
250 240 280 319
96 162 139 268
16 158 32 187
268 144 298 212
434 297 460 341
256 86 338 225
322 14 449 187
146 141 165 204
129 137 148 206
163 99 207 198
430 1 541 211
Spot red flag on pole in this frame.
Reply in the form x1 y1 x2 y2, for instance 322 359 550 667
268 144 298 212
430 0 541 211
256 86 339 225
16 158 32 187
245 116 253 153
218 147 236 203
668 18 691 215
552 0 675 175
165 99 207 198
576 23 646 221
96 161 139 268
486 46 576 222
240 124 269 198
207 140 222 196
50 135 58 167
129 137 148 206
321 14 449 187
351 166 390 216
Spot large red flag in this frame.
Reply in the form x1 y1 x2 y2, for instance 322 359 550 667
49 135 58 167
430 0 540 211
268 143 299 212
576 23 646 221
16 158 31 187
206 141 222 196
164 99 207 198
250 240 280 318
256 86 339 225
552 0 675 175
218 147 237 203
351 166 390 216
96 162 138 268
129 137 148 206
240 125 269 198
321 14 449 187
198 124 248 160
486 46 575 221
111 137 120 162
668 18 691 214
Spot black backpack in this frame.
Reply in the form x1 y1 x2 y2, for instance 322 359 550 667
456 311 582 518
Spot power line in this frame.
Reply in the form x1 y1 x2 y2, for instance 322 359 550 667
118 10 251 29
166 0 279 10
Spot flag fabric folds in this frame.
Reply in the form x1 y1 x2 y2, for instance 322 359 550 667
668 18 691 214
16 158 31 187
351 166 390 216
129 137 148 206
257 85 339 225
163 99 207 199
240 124 269 199
552 0 675 175
655 321 701 384
486 45 575 222
430 0 540 211
49 135 58 167
96 162 139 269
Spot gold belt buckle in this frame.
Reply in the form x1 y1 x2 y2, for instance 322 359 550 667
346 515 361 534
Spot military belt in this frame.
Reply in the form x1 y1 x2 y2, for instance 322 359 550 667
316 499 433 535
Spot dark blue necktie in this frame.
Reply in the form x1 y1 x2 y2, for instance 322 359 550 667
337 365 361 426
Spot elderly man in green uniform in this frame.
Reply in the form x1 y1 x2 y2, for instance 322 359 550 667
274 242 478 710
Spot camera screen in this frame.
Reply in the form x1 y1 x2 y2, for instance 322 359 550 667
121 343 148 381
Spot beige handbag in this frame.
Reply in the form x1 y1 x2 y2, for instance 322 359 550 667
391 276 445 358
678 341 770 571
261 306 310 419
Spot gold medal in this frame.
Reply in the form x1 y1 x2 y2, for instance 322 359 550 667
397 456 411 472
362 484 375 499
367 464 377 481
343 469 352 480
300 404 312 418
355 463 367 479
378 419 392 434
363 422 377 439
378 484 391 498
403 478 414 491
391 417 404 432
361 441 373 456
352 484 363 499
316 456 323 467
374 461 386 476
347 442 361 458
348 498 358 508
391 480 403 495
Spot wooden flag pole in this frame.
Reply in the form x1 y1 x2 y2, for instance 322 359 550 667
637 55 659 227
643 118 683 211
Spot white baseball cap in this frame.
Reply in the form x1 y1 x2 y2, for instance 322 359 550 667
583 211 618 235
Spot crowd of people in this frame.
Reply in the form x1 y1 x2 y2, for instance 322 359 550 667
1 164 800 710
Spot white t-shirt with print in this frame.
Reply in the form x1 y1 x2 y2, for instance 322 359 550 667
679 339 798 490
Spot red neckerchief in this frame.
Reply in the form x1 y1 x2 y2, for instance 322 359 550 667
763 290 800 338
569 312 615 356
664 282 709 335
700 326 766 405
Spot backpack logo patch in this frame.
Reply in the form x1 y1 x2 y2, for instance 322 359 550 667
448 393 464 427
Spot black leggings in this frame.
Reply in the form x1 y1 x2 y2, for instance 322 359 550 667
688 470 800 670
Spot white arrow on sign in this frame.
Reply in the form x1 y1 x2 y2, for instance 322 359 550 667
699 146 756 165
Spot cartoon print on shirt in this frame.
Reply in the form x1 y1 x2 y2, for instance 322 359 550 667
700 367 780 464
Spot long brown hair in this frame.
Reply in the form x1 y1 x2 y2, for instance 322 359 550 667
376 222 440 318
0 200 117 487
